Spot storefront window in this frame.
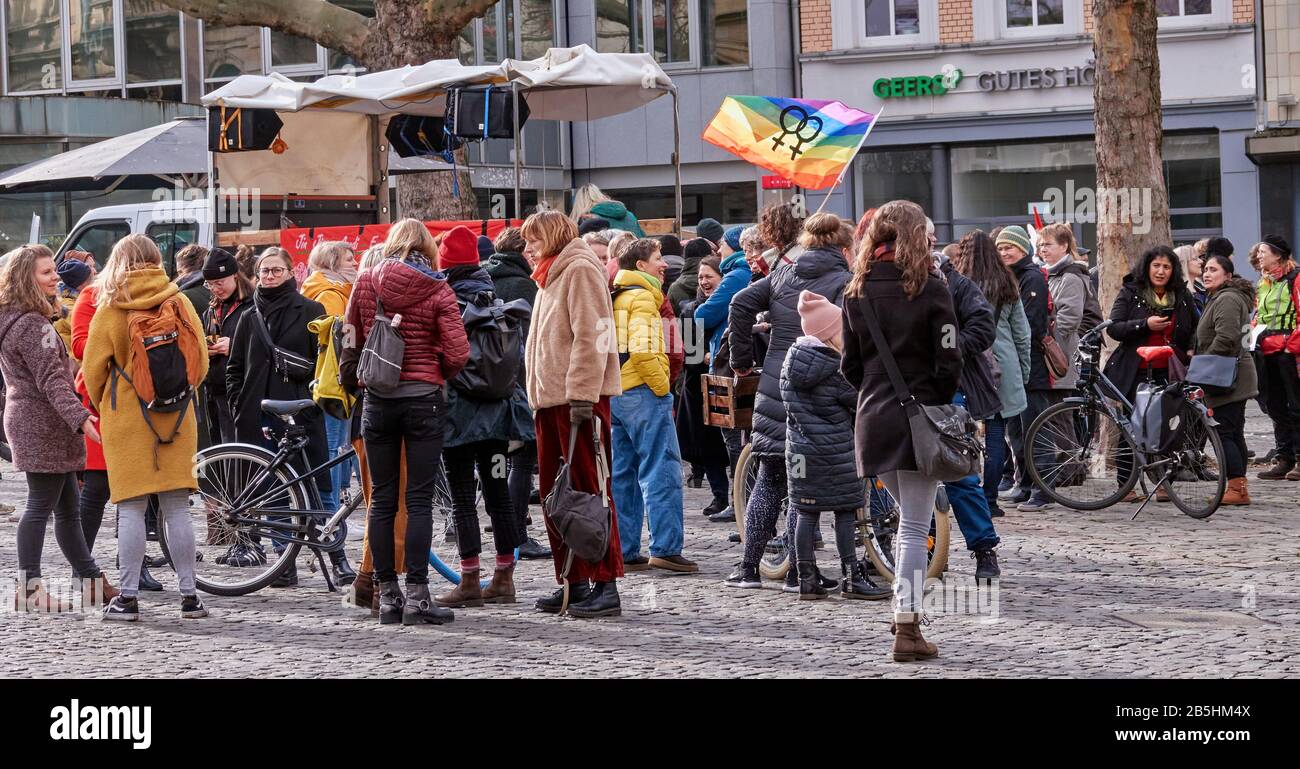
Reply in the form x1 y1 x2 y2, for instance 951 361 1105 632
124 0 182 84
596 0 645 54
1157 0 1211 15
653 0 690 63
701 0 747 66
68 0 116 82
1006 0 1063 28
865 0 920 37
858 148 933 216
204 24 261 80
607 182 757 224
6 0 62 91
270 31 320 69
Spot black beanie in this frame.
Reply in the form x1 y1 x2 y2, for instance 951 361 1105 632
658 234 683 256
578 216 611 236
683 237 714 261
1205 236 1235 259
1262 234 1292 259
202 248 240 280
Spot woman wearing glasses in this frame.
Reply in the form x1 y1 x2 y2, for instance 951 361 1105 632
225 247 352 587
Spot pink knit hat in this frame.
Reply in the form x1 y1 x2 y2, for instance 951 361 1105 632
798 290 842 343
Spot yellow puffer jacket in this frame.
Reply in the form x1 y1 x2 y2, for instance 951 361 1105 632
611 269 670 397
301 271 353 317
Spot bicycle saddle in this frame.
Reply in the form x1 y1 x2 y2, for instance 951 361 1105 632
1136 346 1175 366
260 399 319 417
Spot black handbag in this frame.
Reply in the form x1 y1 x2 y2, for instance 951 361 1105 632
251 308 313 384
860 295 983 482
542 419 612 614
1186 354 1238 396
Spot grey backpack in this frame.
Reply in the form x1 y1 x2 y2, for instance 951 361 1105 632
357 297 404 394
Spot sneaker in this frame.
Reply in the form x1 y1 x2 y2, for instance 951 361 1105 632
180 594 209 619
702 495 728 518
1287 467 1300 482
1017 493 1054 512
1000 486 1031 504
782 567 800 593
102 595 140 622
724 563 761 588
623 554 651 571
216 542 266 567
989 504 1006 518
517 537 551 560
1258 457 1295 480
972 548 1001 580
648 554 699 573
727 531 741 543
708 506 736 523
997 476 1015 493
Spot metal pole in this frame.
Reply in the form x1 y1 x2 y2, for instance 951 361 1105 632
673 88 682 233
512 82 522 219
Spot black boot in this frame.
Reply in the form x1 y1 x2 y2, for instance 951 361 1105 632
329 550 356 587
815 566 839 592
402 583 455 626
841 559 890 600
568 580 621 618
535 581 591 613
702 494 728 518
796 560 827 600
517 537 552 560
378 580 404 625
271 559 298 588
137 562 164 592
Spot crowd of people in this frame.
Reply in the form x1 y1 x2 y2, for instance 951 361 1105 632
2 179 1295 661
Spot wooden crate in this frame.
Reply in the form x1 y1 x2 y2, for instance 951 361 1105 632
702 373 760 430
640 218 678 236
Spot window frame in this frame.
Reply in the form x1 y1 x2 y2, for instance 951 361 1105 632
262 26 326 77
1155 0 1226 29
995 0 1079 39
4 0 67 95
836 0 937 51
592 0 718 71
63 217 131 269
199 20 264 86
122 5 184 89
61 0 123 89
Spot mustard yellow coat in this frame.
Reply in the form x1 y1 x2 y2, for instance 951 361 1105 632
82 268 209 503
611 269 670 397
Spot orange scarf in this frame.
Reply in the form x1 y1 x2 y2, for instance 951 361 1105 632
531 254 559 288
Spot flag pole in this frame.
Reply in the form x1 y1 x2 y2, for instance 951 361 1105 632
814 104 883 215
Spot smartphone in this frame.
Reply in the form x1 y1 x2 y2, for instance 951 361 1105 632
1156 307 1175 318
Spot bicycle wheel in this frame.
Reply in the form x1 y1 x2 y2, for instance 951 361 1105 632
859 480 951 583
1161 407 1226 519
162 444 312 596
1025 400 1139 510
732 442 757 539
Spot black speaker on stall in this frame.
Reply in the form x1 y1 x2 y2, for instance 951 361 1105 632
449 87 530 140
385 115 460 157
208 106 285 152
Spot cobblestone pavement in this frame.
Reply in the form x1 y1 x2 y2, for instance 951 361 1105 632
2 407 1297 679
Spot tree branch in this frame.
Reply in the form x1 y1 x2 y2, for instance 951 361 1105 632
434 0 506 39
156 0 375 61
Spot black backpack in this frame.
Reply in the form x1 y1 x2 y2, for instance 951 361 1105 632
453 297 530 400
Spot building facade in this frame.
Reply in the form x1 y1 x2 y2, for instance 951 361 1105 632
800 0 1259 258
1248 0 1300 247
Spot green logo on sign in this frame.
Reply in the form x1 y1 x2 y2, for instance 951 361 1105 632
873 67 963 99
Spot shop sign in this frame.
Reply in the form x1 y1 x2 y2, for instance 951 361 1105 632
873 61 1095 98
873 66 963 99
762 175 794 189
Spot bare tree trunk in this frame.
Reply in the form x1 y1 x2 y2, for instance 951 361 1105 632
1093 0 1172 320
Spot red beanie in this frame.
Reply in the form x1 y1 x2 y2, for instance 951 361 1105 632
438 226 480 268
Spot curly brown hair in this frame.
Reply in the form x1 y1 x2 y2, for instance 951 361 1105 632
758 202 802 254
0 244 58 318
846 200 932 300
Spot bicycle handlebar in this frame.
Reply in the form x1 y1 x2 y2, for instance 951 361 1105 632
1080 319 1115 344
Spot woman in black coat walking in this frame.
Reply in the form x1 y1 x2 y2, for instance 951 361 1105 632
841 200 961 662
225 247 347 586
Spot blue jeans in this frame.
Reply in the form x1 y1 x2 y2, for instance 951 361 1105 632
611 385 684 559
948 393 999 551
323 414 356 513
983 415 1008 510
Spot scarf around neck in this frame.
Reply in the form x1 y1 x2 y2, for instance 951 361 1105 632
254 277 298 335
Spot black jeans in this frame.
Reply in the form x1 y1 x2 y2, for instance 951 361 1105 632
362 393 445 584
78 469 111 549
18 471 102 580
1005 389 1058 491
1213 399 1249 479
444 439 520 560
1260 352 1300 461
508 440 536 541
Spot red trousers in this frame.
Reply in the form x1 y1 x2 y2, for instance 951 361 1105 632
535 399 625 584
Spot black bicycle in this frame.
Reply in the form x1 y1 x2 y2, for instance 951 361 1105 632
1023 320 1226 519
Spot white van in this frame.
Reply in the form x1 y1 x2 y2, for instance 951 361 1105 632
55 200 212 276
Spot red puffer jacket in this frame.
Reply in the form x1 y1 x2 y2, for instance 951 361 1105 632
345 258 470 388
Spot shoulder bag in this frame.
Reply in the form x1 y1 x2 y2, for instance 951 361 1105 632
542 418 612 614
251 307 313 384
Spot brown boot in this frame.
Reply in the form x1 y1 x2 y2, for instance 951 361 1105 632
13 579 74 614
350 571 375 610
434 569 484 607
81 574 120 610
370 581 381 618
482 564 516 604
891 614 939 662
1221 477 1251 506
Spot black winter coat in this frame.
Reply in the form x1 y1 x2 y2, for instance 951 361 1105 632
1102 276 1197 402
484 251 537 310
1009 255 1051 390
203 294 252 397
781 337 861 513
225 284 330 493
728 247 852 457
842 261 962 477
442 266 535 448
939 258 1001 420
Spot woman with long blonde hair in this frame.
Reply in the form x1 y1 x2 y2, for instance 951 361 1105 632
841 201 962 661
83 235 208 620
2 244 115 613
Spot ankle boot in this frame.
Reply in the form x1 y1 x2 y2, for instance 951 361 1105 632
350 570 374 609
403 583 455 625
1221 477 1252 505
329 550 357 587
891 614 939 662
138 563 164 592
840 560 890 600
482 564 516 604
796 560 827 600
81 574 120 610
568 580 621 618
1258 456 1295 480
378 580 405 625
434 569 484 607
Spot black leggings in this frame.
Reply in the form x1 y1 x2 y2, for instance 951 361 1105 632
444 439 520 560
508 441 536 540
17 471 102 580
1213 399 1249 479
78 469 110 550
795 509 857 565
742 456 787 568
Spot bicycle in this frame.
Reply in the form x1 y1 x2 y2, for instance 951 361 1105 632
731 441 951 582
168 399 512 596
1023 319 1226 519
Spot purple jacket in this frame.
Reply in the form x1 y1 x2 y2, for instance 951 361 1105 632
0 308 90 473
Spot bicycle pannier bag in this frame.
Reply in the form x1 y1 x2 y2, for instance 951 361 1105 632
357 297 405 395
1131 382 1188 454
1185 354 1238 396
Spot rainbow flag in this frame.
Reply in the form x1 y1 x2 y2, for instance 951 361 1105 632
703 96 877 189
